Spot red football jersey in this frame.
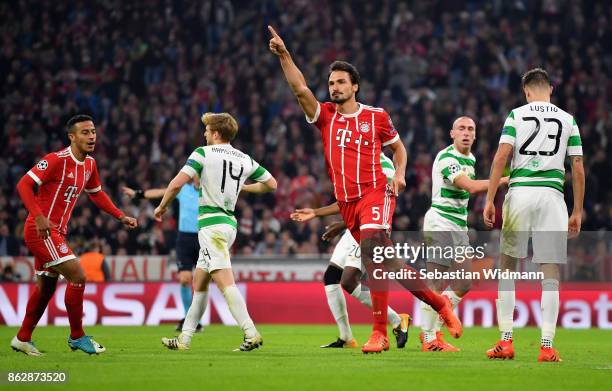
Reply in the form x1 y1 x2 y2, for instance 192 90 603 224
308 102 400 202
25 147 102 235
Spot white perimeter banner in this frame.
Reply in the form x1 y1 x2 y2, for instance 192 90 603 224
1 282 612 328
0 256 328 282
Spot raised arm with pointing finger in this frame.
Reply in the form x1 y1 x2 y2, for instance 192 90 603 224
268 25 319 120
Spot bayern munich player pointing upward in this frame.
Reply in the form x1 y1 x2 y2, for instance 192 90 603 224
11 115 137 356
269 26 461 353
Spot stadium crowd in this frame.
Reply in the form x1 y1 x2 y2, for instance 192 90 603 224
1 0 611 259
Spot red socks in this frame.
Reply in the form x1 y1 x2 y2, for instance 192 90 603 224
17 286 49 342
398 264 446 311
370 291 389 336
17 282 86 342
65 283 85 339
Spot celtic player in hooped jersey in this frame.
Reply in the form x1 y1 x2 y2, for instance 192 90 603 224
155 112 277 352
484 68 585 362
420 116 508 352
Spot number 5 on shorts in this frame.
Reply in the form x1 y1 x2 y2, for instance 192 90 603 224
372 206 380 221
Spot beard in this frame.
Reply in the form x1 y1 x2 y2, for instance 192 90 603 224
330 94 350 104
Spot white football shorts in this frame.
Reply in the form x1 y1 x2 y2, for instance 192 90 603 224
196 224 237 272
500 187 568 263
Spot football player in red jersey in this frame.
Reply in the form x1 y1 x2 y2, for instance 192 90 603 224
11 114 137 356
269 26 462 353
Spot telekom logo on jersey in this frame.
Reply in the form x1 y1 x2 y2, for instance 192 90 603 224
63 185 78 203
335 127 371 148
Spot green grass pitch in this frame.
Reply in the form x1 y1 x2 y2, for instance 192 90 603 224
1 325 611 390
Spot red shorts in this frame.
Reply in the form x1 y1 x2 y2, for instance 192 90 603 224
337 185 396 243
24 221 76 277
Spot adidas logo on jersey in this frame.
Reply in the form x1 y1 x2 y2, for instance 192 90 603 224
338 117 345 122
67 172 74 179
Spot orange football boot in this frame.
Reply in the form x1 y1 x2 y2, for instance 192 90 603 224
486 340 515 360
344 338 359 348
437 296 463 338
420 332 460 352
435 332 461 352
538 347 562 362
361 331 390 354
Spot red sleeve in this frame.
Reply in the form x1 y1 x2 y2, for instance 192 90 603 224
27 153 59 186
84 159 102 194
307 101 334 129
16 174 44 217
88 190 124 219
377 110 400 147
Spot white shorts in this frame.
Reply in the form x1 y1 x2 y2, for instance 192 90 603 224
500 188 568 263
329 230 362 270
423 209 470 267
196 224 237 273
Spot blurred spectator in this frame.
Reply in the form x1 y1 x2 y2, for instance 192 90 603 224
80 242 111 282
0 0 610 256
0 259 21 282
0 223 19 256
571 245 598 281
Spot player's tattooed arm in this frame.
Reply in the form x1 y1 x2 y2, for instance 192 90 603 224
454 175 509 195
268 25 319 121
484 143 513 228
290 202 340 222
568 156 585 237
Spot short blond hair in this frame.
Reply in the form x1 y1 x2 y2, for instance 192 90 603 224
201 112 239 141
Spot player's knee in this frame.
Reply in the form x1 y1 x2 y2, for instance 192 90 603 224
179 273 192 286
74 274 87 285
361 230 389 262
68 269 87 285
323 265 343 286
340 278 358 293
340 268 360 293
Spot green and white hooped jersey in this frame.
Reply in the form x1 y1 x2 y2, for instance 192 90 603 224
430 145 476 228
181 144 272 230
380 153 395 183
500 102 582 192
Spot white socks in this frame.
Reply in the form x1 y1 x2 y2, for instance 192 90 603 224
497 278 515 340
434 290 462 332
350 284 402 327
420 300 438 343
541 278 559 348
325 284 352 342
223 285 258 338
495 277 559 347
180 291 208 345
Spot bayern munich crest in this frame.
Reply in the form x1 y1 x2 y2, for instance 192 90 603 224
359 123 370 133
59 243 69 254
36 160 48 170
